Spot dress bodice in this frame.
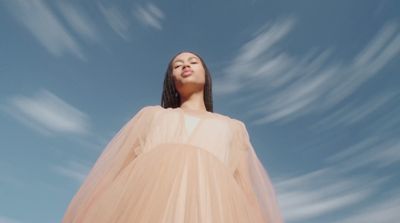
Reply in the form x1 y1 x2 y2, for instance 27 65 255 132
140 106 239 174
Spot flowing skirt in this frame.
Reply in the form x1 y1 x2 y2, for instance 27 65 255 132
63 143 264 223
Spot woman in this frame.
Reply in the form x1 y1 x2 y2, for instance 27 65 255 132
62 51 284 223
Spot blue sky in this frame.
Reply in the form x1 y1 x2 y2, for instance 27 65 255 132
0 0 399 222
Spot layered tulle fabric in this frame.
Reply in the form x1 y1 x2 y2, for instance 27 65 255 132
62 105 284 223
233 121 284 223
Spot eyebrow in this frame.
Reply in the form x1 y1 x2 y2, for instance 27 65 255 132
173 56 198 64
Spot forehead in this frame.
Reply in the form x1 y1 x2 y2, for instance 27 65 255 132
173 52 199 63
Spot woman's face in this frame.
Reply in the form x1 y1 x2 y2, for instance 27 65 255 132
171 52 206 95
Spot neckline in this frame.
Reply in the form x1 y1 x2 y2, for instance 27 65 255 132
177 107 212 117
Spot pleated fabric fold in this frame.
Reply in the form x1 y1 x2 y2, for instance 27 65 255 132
61 105 285 223
233 120 284 223
62 106 157 223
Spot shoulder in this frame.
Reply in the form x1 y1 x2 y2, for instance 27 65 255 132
232 118 247 132
228 117 250 140
214 113 248 133
138 104 163 113
204 110 246 127
130 105 164 120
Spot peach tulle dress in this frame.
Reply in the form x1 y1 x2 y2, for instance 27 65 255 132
62 105 284 223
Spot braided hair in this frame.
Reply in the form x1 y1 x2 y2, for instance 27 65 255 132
161 51 213 112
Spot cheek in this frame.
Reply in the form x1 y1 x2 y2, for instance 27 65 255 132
198 66 206 81
171 70 180 79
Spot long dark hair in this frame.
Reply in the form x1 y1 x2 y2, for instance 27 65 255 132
161 51 213 112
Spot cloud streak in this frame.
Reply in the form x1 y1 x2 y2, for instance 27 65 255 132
275 166 385 222
98 3 131 41
57 1 101 44
1 89 90 136
326 137 400 171
312 89 398 129
3 0 85 60
0 216 22 223
134 3 165 30
216 18 400 125
275 121 400 222
331 190 400 223
52 160 90 183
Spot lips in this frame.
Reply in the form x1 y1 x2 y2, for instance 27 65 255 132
182 69 193 77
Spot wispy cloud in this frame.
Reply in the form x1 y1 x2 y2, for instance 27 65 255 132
98 3 131 41
0 216 22 223
133 3 165 30
277 133 400 222
332 188 400 223
57 1 101 44
275 123 400 222
3 0 85 60
1 89 90 136
216 18 400 125
275 167 384 222
325 137 400 171
52 160 90 183
312 90 398 129
327 21 400 106
214 17 296 95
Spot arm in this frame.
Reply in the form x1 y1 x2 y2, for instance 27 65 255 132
233 120 285 223
62 105 157 222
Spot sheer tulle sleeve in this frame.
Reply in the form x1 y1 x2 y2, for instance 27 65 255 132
233 120 285 223
62 105 157 222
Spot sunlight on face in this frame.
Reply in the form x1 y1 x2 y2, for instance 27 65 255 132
171 52 206 94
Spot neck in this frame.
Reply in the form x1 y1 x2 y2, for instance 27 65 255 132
179 91 206 111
